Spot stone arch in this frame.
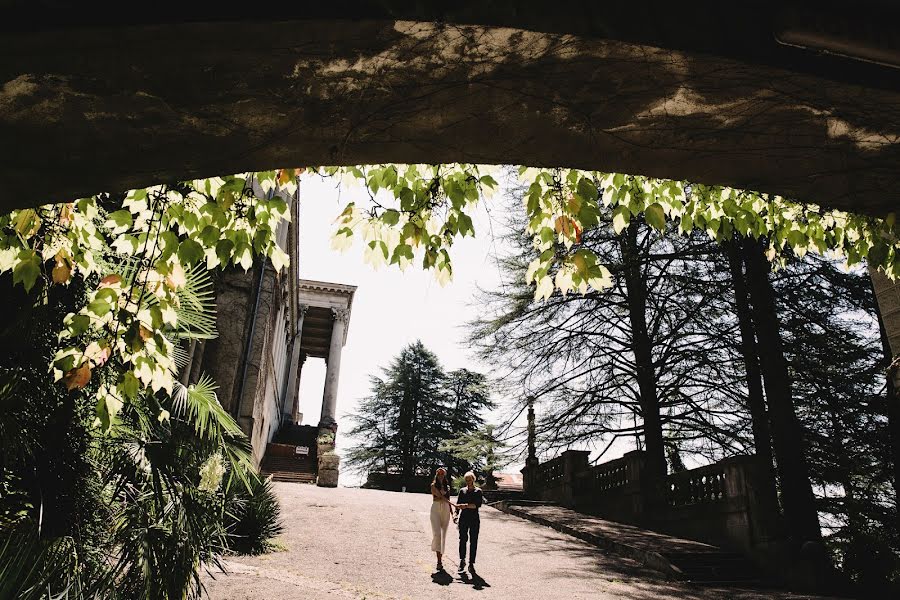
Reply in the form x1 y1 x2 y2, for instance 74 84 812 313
1 3 900 216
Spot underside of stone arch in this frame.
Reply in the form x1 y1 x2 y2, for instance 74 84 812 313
1 1 899 216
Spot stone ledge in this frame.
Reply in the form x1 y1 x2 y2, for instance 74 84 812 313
492 500 711 580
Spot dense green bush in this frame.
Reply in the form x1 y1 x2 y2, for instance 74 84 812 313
224 475 285 556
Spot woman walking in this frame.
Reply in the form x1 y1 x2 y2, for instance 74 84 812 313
429 467 454 572
456 471 484 576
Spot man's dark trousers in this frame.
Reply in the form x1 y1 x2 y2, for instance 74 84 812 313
459 516 480 565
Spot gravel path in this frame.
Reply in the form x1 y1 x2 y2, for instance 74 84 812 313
203 483 826 600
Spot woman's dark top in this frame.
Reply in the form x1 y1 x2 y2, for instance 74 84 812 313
457 487 484 521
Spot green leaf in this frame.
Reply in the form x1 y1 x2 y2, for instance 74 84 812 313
644 203 666 231
96 393 123 431
12 250 41 292
199 225 220 246
215 238 234 265
786 229 807 249
382 209 400 226
612 206 631 235
121 371 140 400
87 299 112 317
479 175 499 188
160 231 180 256
177 239 204 265
398 187 414 211
457 213 474 237
268 198 288 217
390 244 414 264
106 210 133 230
68 314 91 336
576 177 599 202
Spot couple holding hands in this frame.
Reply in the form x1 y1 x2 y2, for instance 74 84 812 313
430 467 483 576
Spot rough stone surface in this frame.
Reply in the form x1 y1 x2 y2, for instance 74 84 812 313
319 453 340 470
201 269 256 417
316 468 339 488
2 6 900 216
203 483 833 599
872 268 900 356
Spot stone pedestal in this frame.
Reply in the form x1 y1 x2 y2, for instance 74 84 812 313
317 452 340 487
521 456 540 499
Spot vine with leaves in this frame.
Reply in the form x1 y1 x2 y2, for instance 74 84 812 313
0 163 897 433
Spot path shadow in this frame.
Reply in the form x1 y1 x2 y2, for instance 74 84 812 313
431 570 453 586
459 572 491 591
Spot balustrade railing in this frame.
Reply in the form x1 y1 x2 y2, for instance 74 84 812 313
665 463 727 507
535 455 564 489
576 457 628 494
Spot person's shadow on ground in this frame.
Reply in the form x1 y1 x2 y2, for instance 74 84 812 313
431 570 453 586
459 572 491 591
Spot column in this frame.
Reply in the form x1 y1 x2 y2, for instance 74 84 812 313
522 397 539 498
282 304 308 424
319 307 348 427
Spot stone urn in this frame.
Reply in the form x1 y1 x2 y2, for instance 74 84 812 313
317 451 340 487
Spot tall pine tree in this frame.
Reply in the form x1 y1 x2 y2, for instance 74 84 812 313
345 341 492 478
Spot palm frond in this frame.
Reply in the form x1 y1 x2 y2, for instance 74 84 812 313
174 264 217 339
171 375 242 440
170 338 191 374
0 521 83 600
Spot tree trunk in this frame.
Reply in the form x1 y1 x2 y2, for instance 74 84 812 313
620 220 667 484
742 236 822 543
724 239 781 517
870 274 900 522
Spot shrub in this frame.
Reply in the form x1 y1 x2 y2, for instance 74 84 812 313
224 475 284 556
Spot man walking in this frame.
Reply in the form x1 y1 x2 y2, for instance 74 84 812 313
456 471 484 576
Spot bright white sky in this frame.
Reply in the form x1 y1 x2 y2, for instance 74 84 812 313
294 173 518 486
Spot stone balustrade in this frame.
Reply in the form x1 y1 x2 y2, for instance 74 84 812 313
665 462 727 507
522 451 783 564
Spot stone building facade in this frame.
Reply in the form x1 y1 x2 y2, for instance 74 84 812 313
180 181 356 484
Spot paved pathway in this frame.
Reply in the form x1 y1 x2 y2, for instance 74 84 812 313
203 483 827 600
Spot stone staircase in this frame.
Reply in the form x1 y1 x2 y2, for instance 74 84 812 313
260 423 319 484
260 454 318 483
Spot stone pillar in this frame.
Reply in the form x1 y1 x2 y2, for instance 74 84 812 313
721 454 783 548
319 307 348 427
622 450 647 520
282 304 308 424
560 449 590 508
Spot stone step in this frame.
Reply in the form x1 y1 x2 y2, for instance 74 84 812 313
260 451 318 486
265 471 317 484
262 456 317 468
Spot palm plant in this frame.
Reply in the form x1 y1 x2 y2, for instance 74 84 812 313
0 257 282 599
223 475 284 556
